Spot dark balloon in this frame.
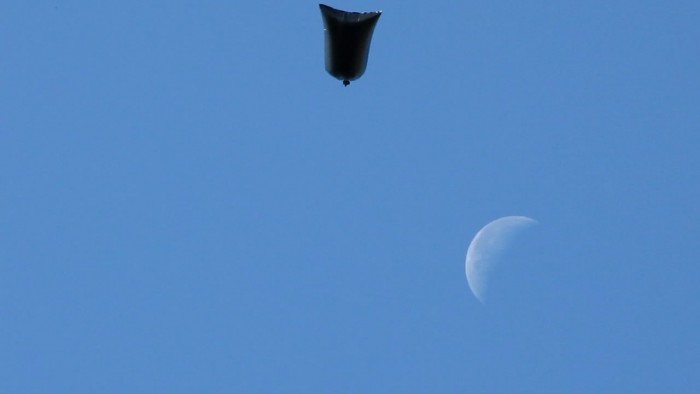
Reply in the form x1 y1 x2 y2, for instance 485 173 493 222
319 4 381 86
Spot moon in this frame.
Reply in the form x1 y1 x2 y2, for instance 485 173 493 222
465 216 538 303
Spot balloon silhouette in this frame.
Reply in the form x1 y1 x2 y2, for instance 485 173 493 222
319 4 382 86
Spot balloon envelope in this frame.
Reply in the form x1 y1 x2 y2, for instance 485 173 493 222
319 4 381 86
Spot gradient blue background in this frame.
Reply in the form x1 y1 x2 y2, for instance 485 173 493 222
2 1 699 392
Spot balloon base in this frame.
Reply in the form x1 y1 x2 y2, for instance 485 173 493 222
343 80 350 86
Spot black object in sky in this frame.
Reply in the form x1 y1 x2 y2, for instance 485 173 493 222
319 4 382 86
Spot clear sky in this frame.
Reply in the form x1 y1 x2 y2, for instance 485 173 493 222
2 1 699 393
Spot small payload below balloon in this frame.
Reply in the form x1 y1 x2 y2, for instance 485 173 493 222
319 4 382 86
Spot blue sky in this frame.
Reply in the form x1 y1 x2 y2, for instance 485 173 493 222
2 1 699 392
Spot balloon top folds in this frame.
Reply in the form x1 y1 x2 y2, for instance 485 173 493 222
319 4 381 86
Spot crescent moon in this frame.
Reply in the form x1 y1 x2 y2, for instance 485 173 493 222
465 216 538 303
